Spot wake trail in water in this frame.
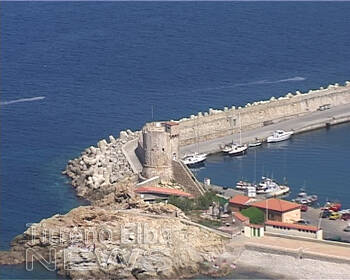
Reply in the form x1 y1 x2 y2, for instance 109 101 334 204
0 96 46 106
190 76 306 93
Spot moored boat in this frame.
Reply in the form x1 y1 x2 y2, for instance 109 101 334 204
267 130 294 143
182 153 207 167
236 180 256 190
248 138 263 147
228 144 248 156
293 189 318 205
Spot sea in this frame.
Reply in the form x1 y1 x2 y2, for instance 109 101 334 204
1 2 350 279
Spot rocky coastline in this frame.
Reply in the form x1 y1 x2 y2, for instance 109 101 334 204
0 132 232 279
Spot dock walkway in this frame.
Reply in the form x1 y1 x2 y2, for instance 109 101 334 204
180 103 350 155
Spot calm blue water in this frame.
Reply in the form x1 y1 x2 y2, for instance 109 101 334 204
194 123 350 208
1 2 349 279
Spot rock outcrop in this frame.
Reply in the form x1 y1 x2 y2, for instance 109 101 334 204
3 204 226 279
63 131 141 201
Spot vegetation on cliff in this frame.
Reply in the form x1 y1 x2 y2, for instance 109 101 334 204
168 191 227 212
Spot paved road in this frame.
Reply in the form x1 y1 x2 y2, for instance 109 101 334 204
180 103 350 155
243 235 350 260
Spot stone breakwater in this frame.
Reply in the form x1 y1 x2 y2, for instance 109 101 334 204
63 130 141 201
175 81 350 146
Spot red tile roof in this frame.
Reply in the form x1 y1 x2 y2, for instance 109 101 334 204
234 212 249 222
164 121 179 126
135 186 193 198
229 195 251 205
265 220 319 232
251 198 300 213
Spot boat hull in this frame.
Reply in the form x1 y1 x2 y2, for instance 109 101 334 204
267 132 293 143
228 146 248 156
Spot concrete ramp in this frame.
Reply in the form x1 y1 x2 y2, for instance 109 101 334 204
172 160 206 196
122 138 143 174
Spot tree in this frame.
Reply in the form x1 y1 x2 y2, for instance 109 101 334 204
241 207 265 225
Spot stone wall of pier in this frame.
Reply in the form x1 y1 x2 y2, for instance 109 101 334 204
176 81 350 146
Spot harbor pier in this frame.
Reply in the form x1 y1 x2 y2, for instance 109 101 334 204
181 102 350 156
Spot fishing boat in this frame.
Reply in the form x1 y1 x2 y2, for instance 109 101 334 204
256 177 290 196
267 130 294 143
182 153 207 167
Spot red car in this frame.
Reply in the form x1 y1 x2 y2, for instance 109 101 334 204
329 203 341 212
342 213 350 221
301 205 308 212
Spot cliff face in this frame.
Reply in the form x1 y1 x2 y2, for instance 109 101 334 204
5 204 225 279
1 183 226 279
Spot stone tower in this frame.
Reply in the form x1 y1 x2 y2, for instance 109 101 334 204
141 121 179 180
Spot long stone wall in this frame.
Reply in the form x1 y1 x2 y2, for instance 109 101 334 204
176 81 350 146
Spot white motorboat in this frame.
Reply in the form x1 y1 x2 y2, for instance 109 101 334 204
228 144 248 156
249 138 262 147
267 130 294 143
249 141 262 147
222 143 235 153
182 153 207 166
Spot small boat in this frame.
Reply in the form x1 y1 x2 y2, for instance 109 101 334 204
267 130 294 143
228 144 248 156
222 143 235 153
182 153 207 167
249 141 262 147
249 138 262 147
293 189 318 205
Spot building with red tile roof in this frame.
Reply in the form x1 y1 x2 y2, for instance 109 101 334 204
265 220 318 232
251 198 301 223
265 220 323 240
251 198 300 212
229 195 253 212
234 212 249 223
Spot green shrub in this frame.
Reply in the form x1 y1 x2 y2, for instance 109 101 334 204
241 207 265 224
168 191 228 212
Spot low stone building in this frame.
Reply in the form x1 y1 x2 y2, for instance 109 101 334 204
265 220 323 240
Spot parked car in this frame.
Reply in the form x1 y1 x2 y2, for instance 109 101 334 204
342 213 350 221
329 212 341 220
329 203 341 212
301 205 308 212
321 210 332 218
296 219 310 225
344 226 350 232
